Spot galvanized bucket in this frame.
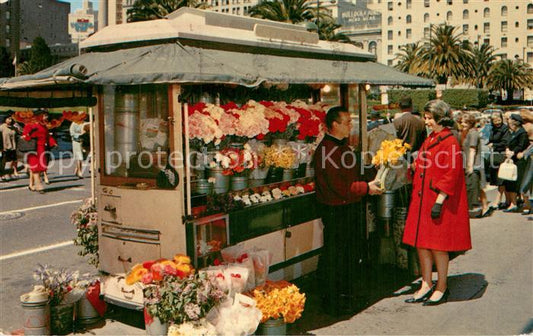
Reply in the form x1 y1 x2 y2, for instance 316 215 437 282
50 303 74 335
231 175 249 191
195 179 213 195
282 168 294 181
257 318 287 335
207 168 230 194
377 191 395 219
20 293 50 336
76 296 101 326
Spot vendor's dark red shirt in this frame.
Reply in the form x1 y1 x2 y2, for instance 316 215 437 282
314 134 368 206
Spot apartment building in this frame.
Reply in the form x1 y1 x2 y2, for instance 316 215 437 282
0 0 70 58
368 0 532 66
98 0 134 28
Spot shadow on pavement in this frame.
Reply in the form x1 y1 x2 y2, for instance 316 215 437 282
75 305 144 335
447 273 488 302
41 184 84 193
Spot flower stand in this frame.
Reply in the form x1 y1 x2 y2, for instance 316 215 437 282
50 303 74 335
256 318 287 335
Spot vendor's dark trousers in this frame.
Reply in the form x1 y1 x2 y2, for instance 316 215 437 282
317 202 366 314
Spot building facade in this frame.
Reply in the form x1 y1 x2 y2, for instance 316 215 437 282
69 0 98 43
368 0 532 66
98 0 135 28
0 0 70 58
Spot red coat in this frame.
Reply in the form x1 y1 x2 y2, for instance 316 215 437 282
22 123 57 173
402 128 472 252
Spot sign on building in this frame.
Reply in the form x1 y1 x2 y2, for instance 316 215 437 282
69 14 95 41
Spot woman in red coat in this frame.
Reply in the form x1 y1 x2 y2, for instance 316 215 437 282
22 110 57 193
402 100 471 306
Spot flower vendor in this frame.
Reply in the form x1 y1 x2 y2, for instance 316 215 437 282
313 106 383 316
402 100 471 306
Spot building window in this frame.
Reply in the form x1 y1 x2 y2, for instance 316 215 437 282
528 52 533 63
528 36 533 47
388 30 393 40
484 22 490 33
528 4 533 14
529 19 533 29
424 13 429 23
501 6 507 16
515 37 519 43
463 24 469 34
424 27 430 39
501 37 507 47
388 45 393 55
463 10 469 20
388 59 393 66
483 38 490 45
388 1 393 10
484 8 490 18
5 11 9 19
369 41 377 54
424 0 429 8
501 21 508 33
516 22 519 28
447 11 452 21
406 15 411 24
501 54 507 60
5 25 9 33
475 24 478 31
406 0 411 9
5 39 9 47
447 0 452 4
463 0 468 3
388 16 393 25
406 28 412 38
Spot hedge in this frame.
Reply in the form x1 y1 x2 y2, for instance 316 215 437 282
387 88 490 111
387 89 436 113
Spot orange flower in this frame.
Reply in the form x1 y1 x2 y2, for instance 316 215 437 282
125 267 148 285
173 254 191 265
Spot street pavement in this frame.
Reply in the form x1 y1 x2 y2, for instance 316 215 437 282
1 163 531 335
68 189 531 336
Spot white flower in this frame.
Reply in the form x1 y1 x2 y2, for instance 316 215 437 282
296 186 305 194
271 188 283 200
208 177 216 184
233 195 242 201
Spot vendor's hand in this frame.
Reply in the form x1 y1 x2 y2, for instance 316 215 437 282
368 180 383 195
466 166 473 175
517 152 524 160
431 203 443 219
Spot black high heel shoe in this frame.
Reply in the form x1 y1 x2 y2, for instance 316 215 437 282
423 289 449 306
405 286 433 303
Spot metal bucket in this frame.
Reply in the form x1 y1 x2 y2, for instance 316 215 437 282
257 318 287 335
207 168 230 194
230 175 248 191
115 93 139 160
195 179 212 195
145 317 168 336
282 168 294 181
377 191 395 219
76 296 101 326
50 303 74 335
20 294 50 335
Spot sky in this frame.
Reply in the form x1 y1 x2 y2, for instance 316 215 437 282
64 0 99 13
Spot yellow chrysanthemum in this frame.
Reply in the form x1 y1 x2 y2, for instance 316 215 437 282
173 254 191 265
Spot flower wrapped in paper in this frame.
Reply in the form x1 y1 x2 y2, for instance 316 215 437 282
372 139 412 191
206 293 262 336
250 280 306 324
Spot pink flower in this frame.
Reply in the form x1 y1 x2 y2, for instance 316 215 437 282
141 272 154 284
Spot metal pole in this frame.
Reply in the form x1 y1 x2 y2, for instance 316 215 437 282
316 0 319 35
89 106 95 206
183 102 192 216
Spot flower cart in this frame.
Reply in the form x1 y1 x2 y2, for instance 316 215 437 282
0 8 433 311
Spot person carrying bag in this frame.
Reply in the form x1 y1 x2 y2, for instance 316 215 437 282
497 159 518 181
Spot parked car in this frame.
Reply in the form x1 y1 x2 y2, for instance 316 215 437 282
482 108 503 116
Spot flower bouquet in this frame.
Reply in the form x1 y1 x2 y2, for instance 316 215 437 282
372 139 411 191
125 254 194 286
250 280 306 324
209 144 259 176
71 198 99 268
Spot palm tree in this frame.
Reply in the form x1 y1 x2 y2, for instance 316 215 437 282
394 42 422 75
487 59 533 102
248 0 314 24
317 17 350 42
464 43 498 88
127 0 209 22
418 24 472 85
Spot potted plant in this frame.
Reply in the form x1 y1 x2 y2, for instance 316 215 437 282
250 280 306 335
71 198 99 268
33 264 84 335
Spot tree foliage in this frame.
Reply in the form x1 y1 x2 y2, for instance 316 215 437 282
394 42 422 75
464 43 497 89
127 0 209 22
487 60 533 101
29 37 53 73
248 0 314 23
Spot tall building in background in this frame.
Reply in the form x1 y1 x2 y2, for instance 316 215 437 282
0 0 70 58
98 0 134 29
69 0 98 43
368 0 532 66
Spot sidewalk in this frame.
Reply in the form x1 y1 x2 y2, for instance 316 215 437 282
68 188 531 336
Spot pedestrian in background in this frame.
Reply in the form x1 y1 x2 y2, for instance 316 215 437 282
69 118 85 178
393 96 426 153
487 111 510 210
0 112 21 181
403 100 471 306
502 114 529 213
22 110 57 193
314 106 383 316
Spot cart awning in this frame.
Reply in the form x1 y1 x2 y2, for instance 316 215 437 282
0 43 434 90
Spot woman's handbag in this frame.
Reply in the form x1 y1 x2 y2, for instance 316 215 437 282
497 159 518 181
17 137 37 153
